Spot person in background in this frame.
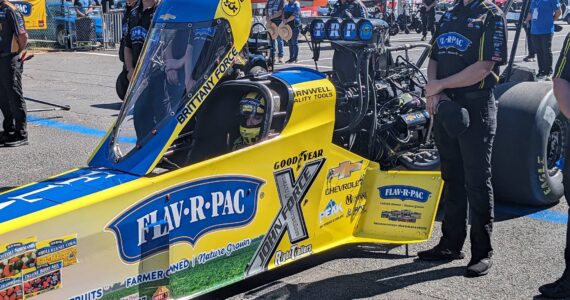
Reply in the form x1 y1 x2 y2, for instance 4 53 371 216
421 0 437 41
282 0 301 63
74 0 94 17
526 0 562 80
115 0 137 100
330 0 368 18
523 20 536 62
266 0 285 64
538 32 570 299
0 0 28 147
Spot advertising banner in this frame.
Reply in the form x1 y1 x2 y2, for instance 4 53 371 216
10 0 47 30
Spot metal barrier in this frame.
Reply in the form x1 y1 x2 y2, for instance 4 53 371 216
102 9 125 49
27 1 124 51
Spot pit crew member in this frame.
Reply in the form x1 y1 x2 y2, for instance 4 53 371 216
417 0 508 277
0 0 28 147
538 32 570 298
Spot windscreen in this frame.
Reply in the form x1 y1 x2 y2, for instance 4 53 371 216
113 19 232 158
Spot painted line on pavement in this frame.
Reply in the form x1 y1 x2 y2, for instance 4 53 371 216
496 205 568 225
27 115 136 144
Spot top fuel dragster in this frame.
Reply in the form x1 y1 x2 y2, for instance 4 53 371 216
0 0 567 298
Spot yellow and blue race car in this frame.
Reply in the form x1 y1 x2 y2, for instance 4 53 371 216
0 0 566 299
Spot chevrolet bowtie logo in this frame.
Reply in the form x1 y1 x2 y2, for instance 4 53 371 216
328 161 362 180
159 13 176 20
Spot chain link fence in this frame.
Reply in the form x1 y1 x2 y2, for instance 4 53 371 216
28 0 124 51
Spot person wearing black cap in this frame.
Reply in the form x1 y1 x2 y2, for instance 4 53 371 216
416 0 508 277
0 0 28 147
537 32 570 299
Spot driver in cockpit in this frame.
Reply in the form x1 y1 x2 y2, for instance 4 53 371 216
233 92 268 150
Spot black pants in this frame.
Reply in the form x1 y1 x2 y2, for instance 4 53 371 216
421 10 435 38
531 33 553 76
0 56 26 138
524 23 535 57
434 90 497 261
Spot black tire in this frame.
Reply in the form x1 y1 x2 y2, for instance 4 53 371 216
56 26 68 48
492 81 568 206
389 25 399 36
116 69 129 101
415 26 423 34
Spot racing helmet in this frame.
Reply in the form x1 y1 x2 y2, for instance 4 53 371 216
239 92 267 145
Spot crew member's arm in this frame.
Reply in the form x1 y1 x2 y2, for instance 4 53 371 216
553 34 570 117
7 9 28 59
124 29 135 80
554 0 563 20
425 32 444 115
426 12 508 97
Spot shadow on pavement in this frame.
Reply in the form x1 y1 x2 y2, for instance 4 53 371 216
0 186 16 193
91 102 122 110
200 244 459 300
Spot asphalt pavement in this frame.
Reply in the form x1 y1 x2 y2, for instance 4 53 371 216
2 24 570 300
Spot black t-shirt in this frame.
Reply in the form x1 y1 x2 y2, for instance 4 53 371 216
423 0 436 12
555 33 570 80
125 4 156 64
0 2 26 54
430 0 507 93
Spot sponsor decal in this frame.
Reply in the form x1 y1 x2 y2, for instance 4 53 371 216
325 175 363 195
152 286 170 300
159 13 176 20
69 288 104 300
0 237 37 279
381 210 422 223
130 26 148 42
23 261 62 298
273 149 324 170
222 0 241 16
0 276 23 300
194 239 251 265
537 156 552 196
12 2 32 17
107 176 264 263
176 46 239 125
125 259 190 288
36 234 78 268
120 293 140 300
345 192 367 218
379 185 431 203
327 161 362 181
320 199 343 224
246 159 325 276
194 27 217 40
437 32 472 52
293 86 334 103
274 244 313 266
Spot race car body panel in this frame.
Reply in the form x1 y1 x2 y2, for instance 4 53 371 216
0 0 444 298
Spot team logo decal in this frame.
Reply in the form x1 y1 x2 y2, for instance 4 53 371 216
246 158 326 276
159 13 176 21
222 0 241 16
107 176 265 263
437 32 472 52
379 185 431 203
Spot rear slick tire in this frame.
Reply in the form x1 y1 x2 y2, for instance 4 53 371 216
492 81 568 206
